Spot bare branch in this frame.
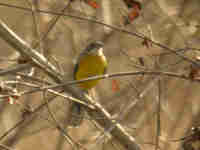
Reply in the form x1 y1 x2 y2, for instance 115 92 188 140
0 2 199 67
0 19 141 150
0 63 32 76
14 70 200 94
0 19 63 82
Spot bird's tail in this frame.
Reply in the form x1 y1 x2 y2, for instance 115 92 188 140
68 90 92 127
69 102 85 127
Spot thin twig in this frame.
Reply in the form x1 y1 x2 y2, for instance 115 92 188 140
4 80 94 109
0 2 199 67
0 119 25 141
0 63 32 76
1 70 198 107
25 0 40 43
0 19 63 83
155 79 161 150
12 70 200 94
34 1 72 49
43 90 78 149
0 16 177 150
0 144 16 150
0 92 59 141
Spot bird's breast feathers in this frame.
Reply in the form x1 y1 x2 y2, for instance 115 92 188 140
75 54 107 89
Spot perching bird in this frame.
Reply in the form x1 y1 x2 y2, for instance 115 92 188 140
70 41 108 126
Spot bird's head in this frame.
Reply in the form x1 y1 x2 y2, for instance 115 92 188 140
85 41 104 56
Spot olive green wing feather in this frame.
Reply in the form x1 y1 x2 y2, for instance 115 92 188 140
73 61 79 80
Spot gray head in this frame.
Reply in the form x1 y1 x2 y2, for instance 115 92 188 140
85 41 104 52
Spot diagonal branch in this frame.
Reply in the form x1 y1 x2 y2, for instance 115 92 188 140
0 20 62 82
0 19 141 150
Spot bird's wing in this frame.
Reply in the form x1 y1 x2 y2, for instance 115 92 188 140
73 59 79 80
73 46 89 80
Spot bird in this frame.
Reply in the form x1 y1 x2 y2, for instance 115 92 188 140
70 41 108 126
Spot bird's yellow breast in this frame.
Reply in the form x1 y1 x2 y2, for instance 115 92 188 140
75 54 107 89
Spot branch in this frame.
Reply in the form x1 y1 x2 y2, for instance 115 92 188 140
0 2 199 67
0 63 31 76
0 20 62 82
0 20 141 150
14 70 199 93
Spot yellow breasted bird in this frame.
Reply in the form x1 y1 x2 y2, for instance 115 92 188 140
70 41 108 126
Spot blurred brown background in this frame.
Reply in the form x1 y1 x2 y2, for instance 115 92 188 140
0 0 200 150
